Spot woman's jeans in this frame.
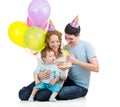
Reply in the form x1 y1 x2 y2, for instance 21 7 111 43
18 78 88 101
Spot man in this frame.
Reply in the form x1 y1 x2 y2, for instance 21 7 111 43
57 16 99 100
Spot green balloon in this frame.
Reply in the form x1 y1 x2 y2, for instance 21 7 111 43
24 26 46 51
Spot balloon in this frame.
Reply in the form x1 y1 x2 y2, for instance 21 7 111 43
27 16 34 27
27 16 48 30
24 26 46 51
41 21 48 30
8 21 29 48
28 0 51 27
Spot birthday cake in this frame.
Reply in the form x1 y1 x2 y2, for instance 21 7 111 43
57 61 72 69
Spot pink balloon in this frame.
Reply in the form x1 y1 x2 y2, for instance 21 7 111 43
28 0 51 27
40 21 48 30
27 16 34 27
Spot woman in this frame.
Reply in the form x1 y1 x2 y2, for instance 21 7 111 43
18 20 69 101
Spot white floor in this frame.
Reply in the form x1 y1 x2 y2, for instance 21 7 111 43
18 98 87 107
1 89 120 107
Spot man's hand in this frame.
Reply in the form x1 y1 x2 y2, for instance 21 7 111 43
67 54 77 64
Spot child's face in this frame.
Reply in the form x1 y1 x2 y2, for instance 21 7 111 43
43 51 56 64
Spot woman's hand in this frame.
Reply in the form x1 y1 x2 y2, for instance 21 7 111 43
39 70 51 79
59 68 69 71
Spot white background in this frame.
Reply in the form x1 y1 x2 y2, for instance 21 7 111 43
0 0 120 107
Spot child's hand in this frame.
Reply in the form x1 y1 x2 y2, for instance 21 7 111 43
50 80 56 86
35 80 40 84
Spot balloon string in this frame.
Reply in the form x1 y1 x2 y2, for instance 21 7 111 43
24 48 38 56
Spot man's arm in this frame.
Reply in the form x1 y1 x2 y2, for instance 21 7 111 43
68 54 99 72
76 57 99 72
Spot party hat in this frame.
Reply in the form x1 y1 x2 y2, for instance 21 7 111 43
70 15 79 28
48 20 55 31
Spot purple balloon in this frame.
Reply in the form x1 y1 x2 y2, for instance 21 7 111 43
28 0 51 27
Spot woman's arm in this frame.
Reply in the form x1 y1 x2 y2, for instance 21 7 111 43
39 70 51 79
59 70 69 80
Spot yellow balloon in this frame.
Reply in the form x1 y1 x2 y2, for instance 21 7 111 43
8 21 29 48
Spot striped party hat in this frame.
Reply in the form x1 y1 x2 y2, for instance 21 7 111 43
70 15 79 28
48 20 55 31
